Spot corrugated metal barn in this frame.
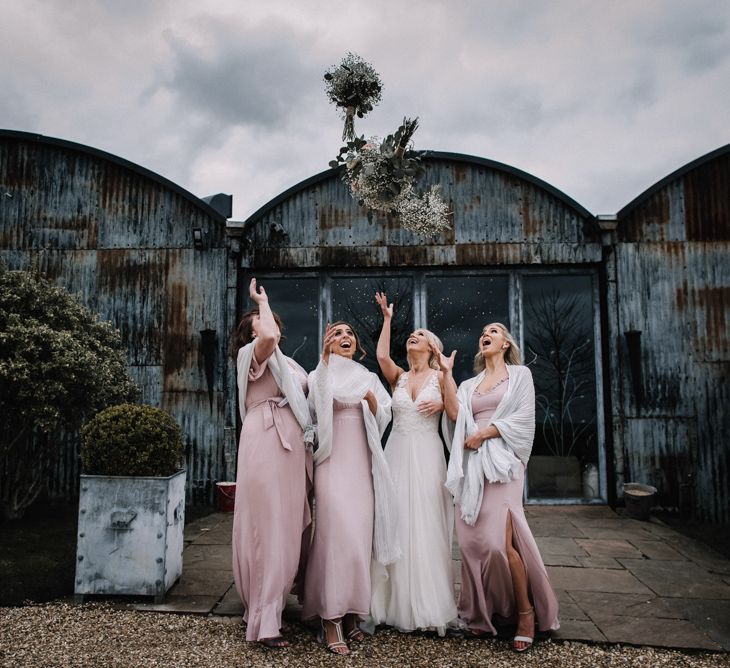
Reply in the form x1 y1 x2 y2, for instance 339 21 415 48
1 130 727 523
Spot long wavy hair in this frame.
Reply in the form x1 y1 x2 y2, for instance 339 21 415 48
329 321 367 361
406 328 443 371
473 322 521 372
229 308 285 361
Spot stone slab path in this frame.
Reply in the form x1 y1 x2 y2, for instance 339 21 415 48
132 505 730 651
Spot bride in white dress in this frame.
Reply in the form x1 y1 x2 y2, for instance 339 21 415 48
368 292 459 635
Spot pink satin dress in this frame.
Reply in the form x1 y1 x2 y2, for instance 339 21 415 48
232 353 312 641
302 399 374 621
455 378 560 634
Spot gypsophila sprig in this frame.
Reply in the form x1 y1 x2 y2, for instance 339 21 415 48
324 53 383 141
395 184 451 238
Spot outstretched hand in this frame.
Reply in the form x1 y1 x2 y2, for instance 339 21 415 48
375 292 393 319
322 323 337 362
249 277 268 305
432 344 457 373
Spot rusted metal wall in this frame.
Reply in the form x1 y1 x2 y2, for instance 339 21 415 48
0 131 235 504
613 147 730 523
233 153 603 268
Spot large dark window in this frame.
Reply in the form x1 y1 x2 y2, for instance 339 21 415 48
523 275 599 499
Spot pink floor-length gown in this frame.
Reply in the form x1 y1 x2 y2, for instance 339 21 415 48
455 379 560 634
302 400 374 621
232 354 312 641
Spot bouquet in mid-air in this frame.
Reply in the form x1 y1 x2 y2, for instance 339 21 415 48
324 54 450 238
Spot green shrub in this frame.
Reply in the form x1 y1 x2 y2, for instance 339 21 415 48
81 404 183 477
0 265 139 518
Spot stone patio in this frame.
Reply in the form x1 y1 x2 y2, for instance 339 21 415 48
133 505 730 651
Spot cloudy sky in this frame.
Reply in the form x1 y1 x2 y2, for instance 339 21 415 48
2 0 729 219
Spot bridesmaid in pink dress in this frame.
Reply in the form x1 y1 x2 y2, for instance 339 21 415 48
440 323 559 652
302 322 393 656
230 278 312 648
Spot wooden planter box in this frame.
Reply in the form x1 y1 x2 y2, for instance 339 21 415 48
74 470 186 602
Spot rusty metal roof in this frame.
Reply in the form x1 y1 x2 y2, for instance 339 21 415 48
0 129 227 224
242 150 595 225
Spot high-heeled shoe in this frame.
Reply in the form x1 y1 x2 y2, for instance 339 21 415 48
317 618 350 655
513 608 535 653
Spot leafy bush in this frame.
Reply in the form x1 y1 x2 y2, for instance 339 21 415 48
81 404 183 477
0 265 138 518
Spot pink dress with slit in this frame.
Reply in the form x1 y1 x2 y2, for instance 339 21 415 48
302 399 374 621
232 353 312 641
455 379 560 634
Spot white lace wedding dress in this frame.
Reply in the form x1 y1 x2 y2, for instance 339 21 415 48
369 370 458 634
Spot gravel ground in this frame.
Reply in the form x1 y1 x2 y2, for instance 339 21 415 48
1 603 729 668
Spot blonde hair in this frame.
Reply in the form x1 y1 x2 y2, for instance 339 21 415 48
473 322 521 372
406 329 444 371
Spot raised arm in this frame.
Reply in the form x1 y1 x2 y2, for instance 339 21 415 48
374 292 404 387
433 344 459 421
250 278 279 363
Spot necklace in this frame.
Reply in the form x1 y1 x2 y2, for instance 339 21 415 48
475 375 508 395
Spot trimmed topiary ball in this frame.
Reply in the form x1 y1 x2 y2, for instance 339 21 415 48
81 404 184 477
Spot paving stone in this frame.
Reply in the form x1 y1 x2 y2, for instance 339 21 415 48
554 588 574 604
577 526 657 541
535 537 587 556
557 600 589 620
618 559 730 599
660 534 728 562
568 591 684 619
547 566 652 594
552 618 607 642
132 595 220 614
589 612 721 650
693 558 730 577
665 598 730 651
542 553 581 567
183 544 232 570
167 568 232 598
576 556 624 569
576 538 643 558
212 584 244 616
452 560 462 585
627 539 687 561
526 520 588 538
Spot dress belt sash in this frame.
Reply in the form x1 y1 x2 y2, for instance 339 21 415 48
248 396 293 451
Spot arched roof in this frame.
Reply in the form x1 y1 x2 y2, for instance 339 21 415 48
0 129 226 223
243 150 594 224
618 143 730 219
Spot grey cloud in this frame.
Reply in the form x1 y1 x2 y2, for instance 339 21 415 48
155 17 322 131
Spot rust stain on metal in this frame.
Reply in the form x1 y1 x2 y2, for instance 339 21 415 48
683 152 730 241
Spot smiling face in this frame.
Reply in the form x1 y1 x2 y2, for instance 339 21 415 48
479 323 509 359
406 329 431 354
329 322 358 359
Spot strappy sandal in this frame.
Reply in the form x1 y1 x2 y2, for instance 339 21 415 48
344 615 365 642
259 636 289 649
513 608 535 653
317 618 350 655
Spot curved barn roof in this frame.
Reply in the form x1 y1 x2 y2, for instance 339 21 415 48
243 150 594 224
0 129 226 223
618 143 730 219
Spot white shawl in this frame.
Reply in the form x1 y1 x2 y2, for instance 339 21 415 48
445 364 536 526
308 353 401 565
236 341 314 445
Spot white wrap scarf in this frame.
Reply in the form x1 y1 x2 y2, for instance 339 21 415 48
236 341 314 445
308 353 401 565
444 364 536 526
